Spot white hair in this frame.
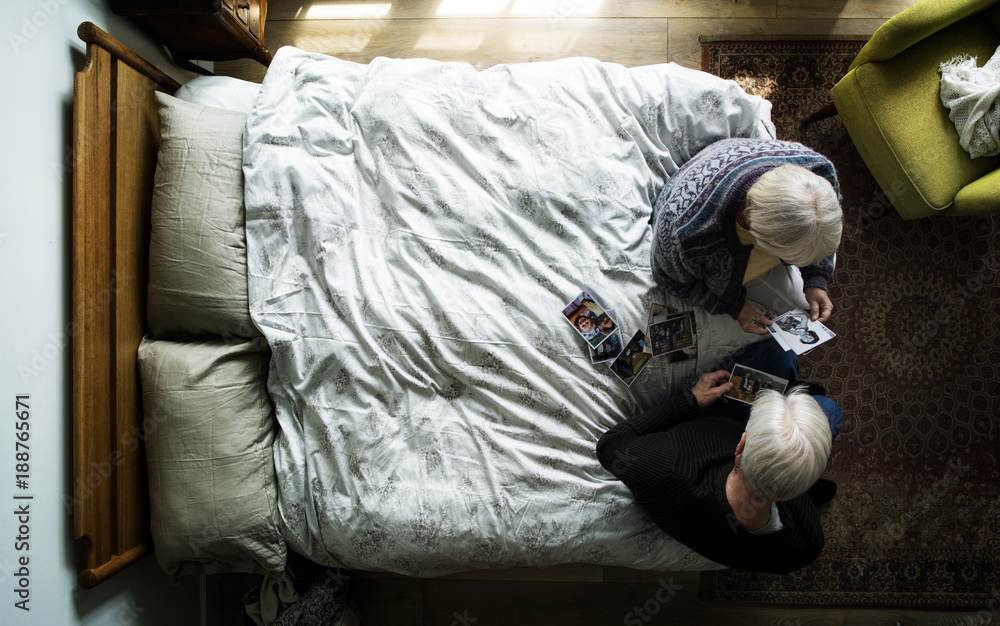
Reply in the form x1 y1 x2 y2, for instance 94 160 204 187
744 164 843 267
741 387 832 502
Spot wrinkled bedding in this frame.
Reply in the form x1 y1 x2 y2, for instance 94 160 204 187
243 47 774 575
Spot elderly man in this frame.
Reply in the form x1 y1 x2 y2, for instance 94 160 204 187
650 137 843 334
596 341 840 574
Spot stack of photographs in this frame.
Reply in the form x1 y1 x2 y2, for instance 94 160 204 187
562 291 698 387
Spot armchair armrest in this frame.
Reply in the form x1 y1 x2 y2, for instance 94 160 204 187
849 0 999 70
953 167 1000 214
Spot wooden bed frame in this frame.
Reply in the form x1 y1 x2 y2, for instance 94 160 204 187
72 21 180 589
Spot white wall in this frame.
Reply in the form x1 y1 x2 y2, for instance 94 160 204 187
0 1 202 624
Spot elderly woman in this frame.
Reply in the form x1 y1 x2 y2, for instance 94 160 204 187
596 365 837 573
650 137 843 334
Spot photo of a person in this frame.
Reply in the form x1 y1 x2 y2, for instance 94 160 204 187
610 330 652 386
775 311 818 344
767 308 835 355
575 311 602 342
592 331 623 363
648 313 694 357
562 290 616 349
591 309 623 364
775 310 810 334
725 364 789 404
799 330 819 344
596 313 616 333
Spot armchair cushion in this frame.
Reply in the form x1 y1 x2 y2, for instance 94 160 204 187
955 165 1000 213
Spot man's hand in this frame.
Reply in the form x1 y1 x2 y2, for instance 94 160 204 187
691 370 733 408
737 302 774 335
805 287 834 323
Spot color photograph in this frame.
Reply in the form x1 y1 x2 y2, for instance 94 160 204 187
562 290 617 349
725 364 789 404
610 330 652 386
648 313 695 356
591 309 624 364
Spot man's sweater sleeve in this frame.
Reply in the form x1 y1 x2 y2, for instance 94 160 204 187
596 390 700 482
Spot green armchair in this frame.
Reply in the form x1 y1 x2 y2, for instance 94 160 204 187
811 0 1000 219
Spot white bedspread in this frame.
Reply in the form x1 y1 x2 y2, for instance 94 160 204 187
243 47 774 575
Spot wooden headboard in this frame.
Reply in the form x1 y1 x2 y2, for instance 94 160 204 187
72 21 180 589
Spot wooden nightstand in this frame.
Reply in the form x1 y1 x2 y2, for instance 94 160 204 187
111 0 272 74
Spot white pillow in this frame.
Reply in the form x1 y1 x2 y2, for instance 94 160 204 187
174 75 261 114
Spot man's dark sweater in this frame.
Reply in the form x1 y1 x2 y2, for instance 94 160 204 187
596 390 823 574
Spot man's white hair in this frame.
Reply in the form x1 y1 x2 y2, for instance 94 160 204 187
741 387 832 502
744 164 843 267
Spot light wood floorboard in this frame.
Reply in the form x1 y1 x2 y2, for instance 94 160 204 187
214 0 990 622
267 0 780 21
219 0 924 80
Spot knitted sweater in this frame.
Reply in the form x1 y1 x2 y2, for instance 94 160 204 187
650 138 840 319
595 390 824 574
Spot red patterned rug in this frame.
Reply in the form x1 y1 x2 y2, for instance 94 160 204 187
700 39 1000 608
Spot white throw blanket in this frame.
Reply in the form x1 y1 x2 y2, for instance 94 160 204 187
243 47 774 575
939 48 1000 158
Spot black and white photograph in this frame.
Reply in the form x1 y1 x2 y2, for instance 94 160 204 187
767 309 836 355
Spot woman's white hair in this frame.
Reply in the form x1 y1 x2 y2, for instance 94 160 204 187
741 387 832 502
744 164 843 267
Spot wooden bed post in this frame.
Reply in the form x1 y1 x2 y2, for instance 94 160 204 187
72 21 179 589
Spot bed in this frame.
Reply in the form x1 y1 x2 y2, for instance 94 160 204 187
72 21 776 588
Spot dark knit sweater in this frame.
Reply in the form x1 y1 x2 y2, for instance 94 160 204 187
596 390 824 574
649 138 841 319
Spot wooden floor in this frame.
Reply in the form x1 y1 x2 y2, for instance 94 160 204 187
214 0 986 623
217 0 922 79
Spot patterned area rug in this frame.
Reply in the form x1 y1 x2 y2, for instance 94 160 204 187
700 39 1000 608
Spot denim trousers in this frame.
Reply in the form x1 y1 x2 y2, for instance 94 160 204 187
706 338 843 439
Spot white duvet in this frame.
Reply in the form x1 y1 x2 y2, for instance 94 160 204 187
243 47 774 575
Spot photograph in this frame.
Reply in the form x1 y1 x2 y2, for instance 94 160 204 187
725 364 790 404
648 313 695 357
591 309 624 364
665 313 699 364
562 290 617 349
767 309 836 355
610 330 652 386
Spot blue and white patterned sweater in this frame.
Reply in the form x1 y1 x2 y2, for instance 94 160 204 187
650 138 840 319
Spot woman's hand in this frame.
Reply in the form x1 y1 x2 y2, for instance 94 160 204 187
805 287 834 323
737 302 774 335
691 370 733 408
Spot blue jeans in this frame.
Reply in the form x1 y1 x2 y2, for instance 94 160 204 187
706 338 842 439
